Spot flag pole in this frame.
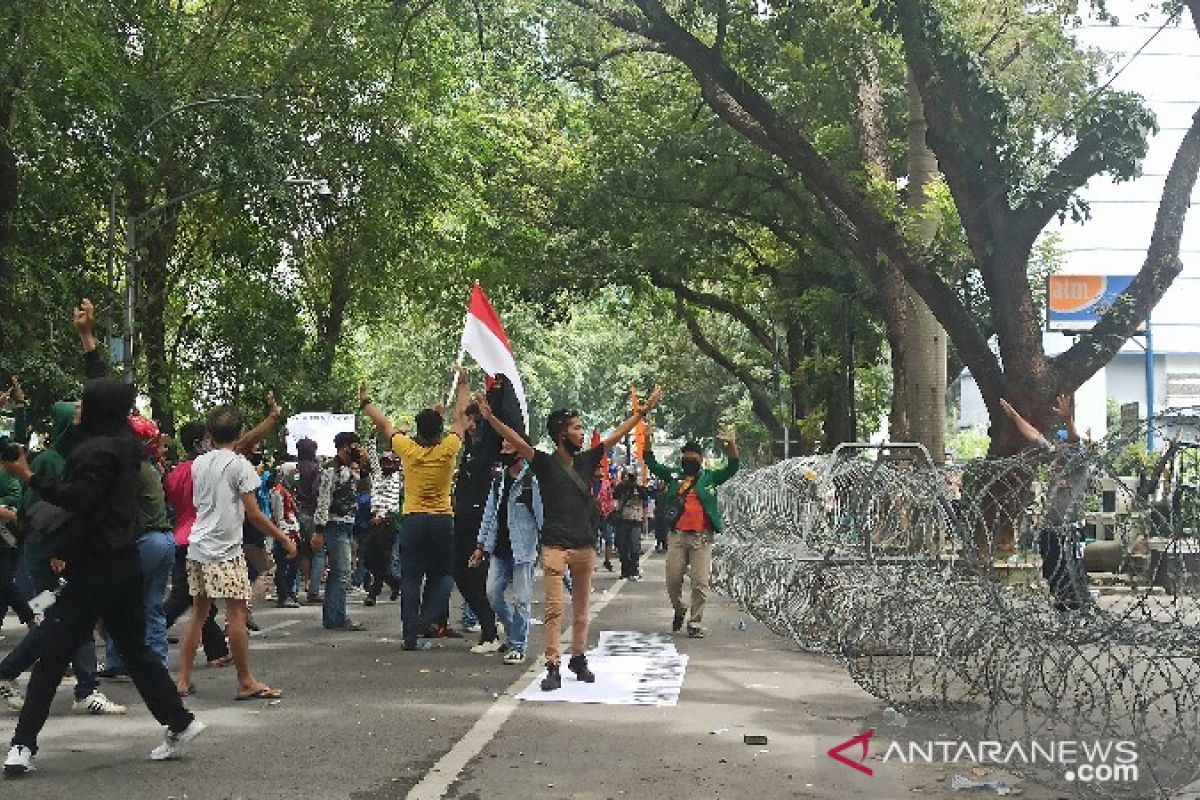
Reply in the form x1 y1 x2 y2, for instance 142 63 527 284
446 330 466 408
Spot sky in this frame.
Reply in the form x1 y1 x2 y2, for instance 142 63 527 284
1051 1 1200 354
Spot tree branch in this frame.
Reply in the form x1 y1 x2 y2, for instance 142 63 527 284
675 299 783 435
649 268 784 368
1054 105 1200 390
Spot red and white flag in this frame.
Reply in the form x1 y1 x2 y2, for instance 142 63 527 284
458 282 528 426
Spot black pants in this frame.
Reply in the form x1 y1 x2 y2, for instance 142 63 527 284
12 550 193 751
0 544 34 626
1038 527 1091 610
398 514 456 646
164 545 228 661
365 521 400 599
453 510 497 642
615 520 643 577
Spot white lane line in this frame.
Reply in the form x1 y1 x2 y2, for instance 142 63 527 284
406 580 629 800
250 619 299 637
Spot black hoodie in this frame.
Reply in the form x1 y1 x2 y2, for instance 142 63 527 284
29 377 142 557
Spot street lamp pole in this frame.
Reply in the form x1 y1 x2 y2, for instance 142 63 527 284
108 94 257 383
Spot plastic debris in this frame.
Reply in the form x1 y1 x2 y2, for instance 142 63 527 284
730 618 748 632
951 774 1013 795
743 734 768 745
710 728 730 735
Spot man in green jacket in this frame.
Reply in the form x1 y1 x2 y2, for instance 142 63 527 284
645 432 738 638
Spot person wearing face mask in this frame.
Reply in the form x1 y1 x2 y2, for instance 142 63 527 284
477 384 662 691
644 432 739 639
314 431 372 631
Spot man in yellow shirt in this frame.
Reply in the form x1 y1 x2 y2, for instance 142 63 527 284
360 367 470 650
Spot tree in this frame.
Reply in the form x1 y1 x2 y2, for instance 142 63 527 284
550 0 1200 458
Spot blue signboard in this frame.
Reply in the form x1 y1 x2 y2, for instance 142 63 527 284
1047 274 1135 331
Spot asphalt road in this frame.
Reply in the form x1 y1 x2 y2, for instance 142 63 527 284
0 549 1059 800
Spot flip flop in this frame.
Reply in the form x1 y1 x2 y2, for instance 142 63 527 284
234 686 283 701
207 655 234 669
177 685 196 698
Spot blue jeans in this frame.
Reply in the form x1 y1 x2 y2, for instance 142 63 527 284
486 555 534 653
398 514 455 646
322 522 354 628
274 537 299 601
461 599 479 628
105 531 174 670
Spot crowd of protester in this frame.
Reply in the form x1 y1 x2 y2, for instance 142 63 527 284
0 299 739 776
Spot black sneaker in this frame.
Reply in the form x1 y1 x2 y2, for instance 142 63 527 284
401 641 419 651
567 654 596 683
246 614 261 632
672 610 685 632
603 560 613 572
540 664 562 691
363 596 376 607
389 588 400 601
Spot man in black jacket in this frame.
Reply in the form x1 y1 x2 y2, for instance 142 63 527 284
0 302 203 776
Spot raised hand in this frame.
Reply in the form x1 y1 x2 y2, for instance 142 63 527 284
266 390 282 419
1052 393 1074 422
73 298 96 338
359 379 370 407
9 377 24 406
642 384 664 414
476 394 495 421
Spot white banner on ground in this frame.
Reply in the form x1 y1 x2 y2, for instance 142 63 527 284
516 632 688 706
285 412 357 457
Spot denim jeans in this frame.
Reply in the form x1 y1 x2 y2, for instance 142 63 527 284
615 520 643 578
398 514 455 646
486 555 534 653
298 511 326 598
105 530 175 670
274 537 299 601
322 522 354 628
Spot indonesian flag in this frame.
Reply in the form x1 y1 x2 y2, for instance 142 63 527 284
459 282 528 426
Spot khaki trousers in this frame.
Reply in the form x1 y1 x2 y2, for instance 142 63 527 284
541 546 595 665
665 531 713 624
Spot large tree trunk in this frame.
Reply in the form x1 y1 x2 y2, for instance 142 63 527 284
141 217 179 434
904 69 947 465
851 48 911 442
0 44 22 364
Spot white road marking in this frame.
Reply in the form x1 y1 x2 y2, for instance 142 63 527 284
249 619 299 637
405 581 629 800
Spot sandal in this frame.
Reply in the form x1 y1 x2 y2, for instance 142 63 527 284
207 655 234 669
234 686 283 701
177 684 196 697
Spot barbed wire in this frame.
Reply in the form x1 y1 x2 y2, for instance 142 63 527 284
714 417 1200 797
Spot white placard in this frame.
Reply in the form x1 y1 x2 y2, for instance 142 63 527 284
285 413 357 457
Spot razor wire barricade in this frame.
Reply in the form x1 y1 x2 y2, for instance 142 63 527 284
712 429 1200 798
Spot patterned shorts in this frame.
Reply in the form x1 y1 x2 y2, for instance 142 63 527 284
187 554 253 600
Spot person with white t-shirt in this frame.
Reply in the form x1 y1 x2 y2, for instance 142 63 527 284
175 406 297 701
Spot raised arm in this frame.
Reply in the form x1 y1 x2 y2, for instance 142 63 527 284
448 365 470 438
75 298 108 379
998 398 1047 446
1053 394 1079 443
234 391 282 455
602 384 663 451
359 380 395 442
242 493 296 558
477 394 535 461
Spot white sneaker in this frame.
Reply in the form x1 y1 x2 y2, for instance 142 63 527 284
0 680 23 712
469 639 503 654
502 649 526 665
3 744 35 775
72 691 127 715
150 718 206 761
463 623 482 634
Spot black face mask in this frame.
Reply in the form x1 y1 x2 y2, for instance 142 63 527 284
499 452 519 466
681 460 701 476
